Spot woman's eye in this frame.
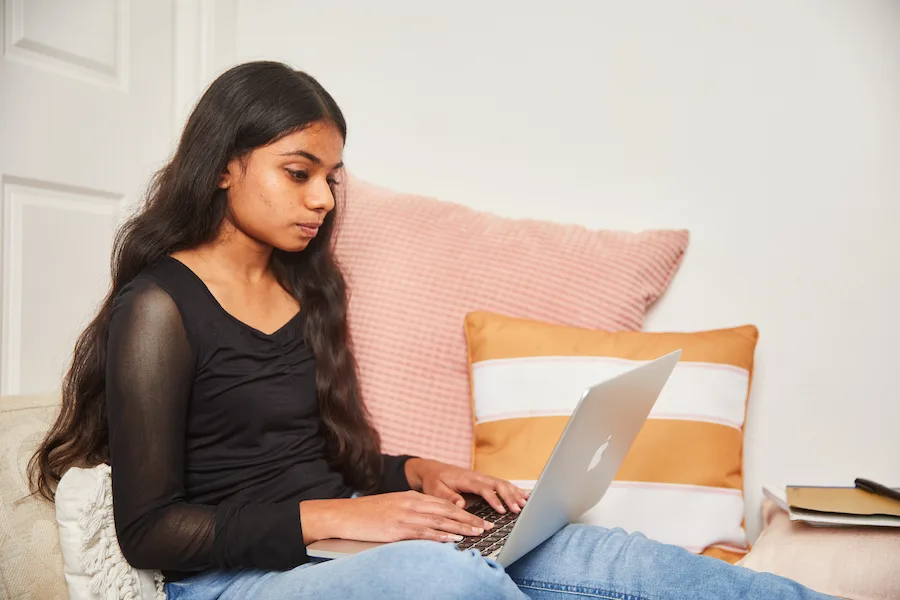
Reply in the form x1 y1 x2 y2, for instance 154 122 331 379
286 169 308 181
327 178 339 188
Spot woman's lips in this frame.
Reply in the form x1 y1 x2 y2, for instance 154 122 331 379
297 223 320 237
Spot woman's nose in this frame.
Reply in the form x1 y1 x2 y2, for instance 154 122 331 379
306 179 335 211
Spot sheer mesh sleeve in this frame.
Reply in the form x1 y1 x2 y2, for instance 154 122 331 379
106 278 307 572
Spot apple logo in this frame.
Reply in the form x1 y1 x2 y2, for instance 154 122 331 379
588 435 613 472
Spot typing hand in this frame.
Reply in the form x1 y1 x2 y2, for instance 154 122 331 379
300 491 494 544
405 458 530 515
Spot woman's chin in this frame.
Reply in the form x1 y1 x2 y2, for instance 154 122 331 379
274 238 312 253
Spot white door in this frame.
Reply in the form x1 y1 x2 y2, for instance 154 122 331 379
0 0 176 395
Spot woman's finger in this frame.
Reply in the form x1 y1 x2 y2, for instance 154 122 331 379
494 480 523 514
458 472 506 513
413 494 493 530
478 485 507 514
417 492 464 509
479 476 528 510
403 510 485 538
397 523 464 543
431 481 466 509
509 482 529 508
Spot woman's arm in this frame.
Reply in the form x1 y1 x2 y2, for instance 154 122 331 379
106 279 306 571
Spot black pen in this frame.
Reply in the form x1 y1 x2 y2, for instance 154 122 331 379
854 478 900 503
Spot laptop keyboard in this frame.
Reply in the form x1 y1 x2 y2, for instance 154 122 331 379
456 499 520 556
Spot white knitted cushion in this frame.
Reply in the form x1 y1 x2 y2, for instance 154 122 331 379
56 465 164 600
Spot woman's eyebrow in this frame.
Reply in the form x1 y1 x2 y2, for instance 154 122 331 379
279 149 343 170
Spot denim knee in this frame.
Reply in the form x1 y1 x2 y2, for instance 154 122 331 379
369 540 523 599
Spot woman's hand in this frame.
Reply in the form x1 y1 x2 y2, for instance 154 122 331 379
405 458 530 515
299 492 494 545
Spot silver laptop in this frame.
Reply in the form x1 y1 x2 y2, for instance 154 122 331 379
308 349 682 567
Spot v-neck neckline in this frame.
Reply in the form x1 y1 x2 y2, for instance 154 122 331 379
164 256 302 338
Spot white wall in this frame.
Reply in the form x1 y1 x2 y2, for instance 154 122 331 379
232 0 900 537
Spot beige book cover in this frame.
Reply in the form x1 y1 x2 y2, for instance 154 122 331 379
786 486 900 518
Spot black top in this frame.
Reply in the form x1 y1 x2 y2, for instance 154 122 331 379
105 257 412 580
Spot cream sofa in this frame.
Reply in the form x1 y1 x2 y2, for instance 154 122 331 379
3 391 897 600
0 393 68 599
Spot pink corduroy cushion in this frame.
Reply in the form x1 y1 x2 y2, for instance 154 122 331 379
333 176 689 467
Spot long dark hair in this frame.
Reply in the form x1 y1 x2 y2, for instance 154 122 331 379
29 61 383 500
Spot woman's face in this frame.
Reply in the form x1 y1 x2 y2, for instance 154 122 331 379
219 120 344 252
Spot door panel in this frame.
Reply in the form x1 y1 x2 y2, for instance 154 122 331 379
3 0 127 89
0 0 175 394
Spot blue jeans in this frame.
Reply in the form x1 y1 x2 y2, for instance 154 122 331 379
165 524 833 599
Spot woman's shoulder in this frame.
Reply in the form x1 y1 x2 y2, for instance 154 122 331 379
108 263 200 364
121 255 207 301
113 256 211 330
116 257 175 301
113 261 178 320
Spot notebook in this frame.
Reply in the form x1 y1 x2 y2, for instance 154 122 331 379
763 484 900 528
786 486 900 518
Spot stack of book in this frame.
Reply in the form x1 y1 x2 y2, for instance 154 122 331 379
763 480 900 527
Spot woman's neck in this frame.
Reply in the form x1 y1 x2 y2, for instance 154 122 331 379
192 220 273 284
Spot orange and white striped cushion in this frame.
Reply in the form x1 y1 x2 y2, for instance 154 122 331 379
465 311 759 563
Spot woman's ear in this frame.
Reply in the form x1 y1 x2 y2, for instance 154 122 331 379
218 158 237 189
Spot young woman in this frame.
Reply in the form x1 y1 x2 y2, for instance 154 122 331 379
30 62 831 600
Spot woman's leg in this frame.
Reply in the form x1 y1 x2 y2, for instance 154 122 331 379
166 540 527 600
505 524 835 600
